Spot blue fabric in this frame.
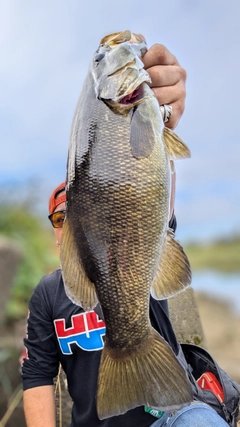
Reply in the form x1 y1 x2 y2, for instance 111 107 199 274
150 402 229 426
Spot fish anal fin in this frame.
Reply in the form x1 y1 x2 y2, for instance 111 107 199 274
163 127 191 160
60 218 98 311
97 328 193 419
151 230 192 299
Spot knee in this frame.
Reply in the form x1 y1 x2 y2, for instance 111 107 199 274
169 403 229 426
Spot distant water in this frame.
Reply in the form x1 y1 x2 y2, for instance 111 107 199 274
191 271 240 314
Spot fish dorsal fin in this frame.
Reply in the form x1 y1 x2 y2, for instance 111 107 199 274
60 218 98 311
163 127 191 159
151 230 192 299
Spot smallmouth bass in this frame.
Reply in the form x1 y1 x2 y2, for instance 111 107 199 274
61 30 192 420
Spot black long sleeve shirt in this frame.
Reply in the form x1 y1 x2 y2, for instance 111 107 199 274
22 268 180 427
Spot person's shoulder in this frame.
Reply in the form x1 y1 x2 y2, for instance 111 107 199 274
40 268 63 287
29 268 65 314
33 268 63 298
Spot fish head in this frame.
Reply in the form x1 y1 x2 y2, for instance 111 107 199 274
91 31 153 114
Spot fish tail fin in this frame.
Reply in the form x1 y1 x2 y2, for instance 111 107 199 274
97 328 193 419
163 127 191 159
151 230 192 300
60 218 98 310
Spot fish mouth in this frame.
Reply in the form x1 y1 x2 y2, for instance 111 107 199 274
119 85 143 105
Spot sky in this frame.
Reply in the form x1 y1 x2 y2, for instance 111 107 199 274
1 0 240 243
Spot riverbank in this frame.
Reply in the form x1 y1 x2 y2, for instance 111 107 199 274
195 292 240 383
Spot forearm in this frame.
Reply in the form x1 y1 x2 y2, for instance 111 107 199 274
23 385 56 427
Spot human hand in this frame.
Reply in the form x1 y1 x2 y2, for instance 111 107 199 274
141 44 187 130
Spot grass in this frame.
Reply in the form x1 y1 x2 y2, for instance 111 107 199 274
185 235 240 273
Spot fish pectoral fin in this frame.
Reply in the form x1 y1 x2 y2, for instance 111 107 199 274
130 102 156 159
60 218 98 311
163 127 191 159
96 329 193 419
151 230 192 299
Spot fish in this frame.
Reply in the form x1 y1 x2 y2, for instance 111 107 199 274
60 30 193 420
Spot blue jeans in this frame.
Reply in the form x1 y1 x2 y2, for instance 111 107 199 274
150 402 229 426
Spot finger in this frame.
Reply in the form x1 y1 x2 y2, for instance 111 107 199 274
152 83 186 107
147 65 186 88
152 89 185 130
141 43 179 69
161 99 185 130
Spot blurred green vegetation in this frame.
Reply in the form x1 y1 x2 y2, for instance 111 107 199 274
185 236 240 273
0 183 239 322
0 200 59 322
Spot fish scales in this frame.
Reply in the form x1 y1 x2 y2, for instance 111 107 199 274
61 31 192 419
71 98 167 346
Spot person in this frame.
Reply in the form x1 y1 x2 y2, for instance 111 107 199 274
21 44 229 427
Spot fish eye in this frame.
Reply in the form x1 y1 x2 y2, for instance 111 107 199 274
95 53 105 63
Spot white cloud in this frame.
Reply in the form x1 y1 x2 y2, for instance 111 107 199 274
0 0 240 241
